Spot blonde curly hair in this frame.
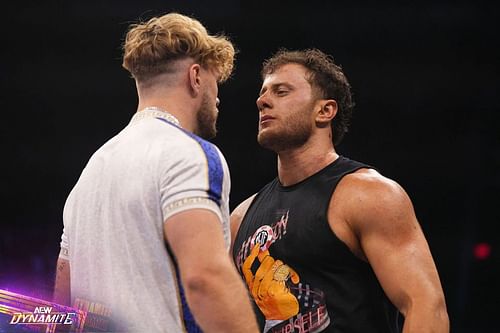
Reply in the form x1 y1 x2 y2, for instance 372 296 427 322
122 13 235 82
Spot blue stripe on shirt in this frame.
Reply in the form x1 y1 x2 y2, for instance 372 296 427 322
156 117 223 206
176 268 203 333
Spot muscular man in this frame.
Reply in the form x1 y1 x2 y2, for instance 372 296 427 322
54 12 258 333
231 49 449 332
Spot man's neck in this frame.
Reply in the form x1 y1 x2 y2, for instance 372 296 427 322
277 141 338 187
137 91 197 133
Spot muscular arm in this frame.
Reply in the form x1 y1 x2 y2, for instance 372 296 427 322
53 258 71 306
332 170 449 332
230 194 257 255
164 208 258 333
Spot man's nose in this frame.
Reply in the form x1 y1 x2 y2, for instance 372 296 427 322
256 93 271 111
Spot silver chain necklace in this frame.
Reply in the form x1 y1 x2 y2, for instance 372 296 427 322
139 106 181 127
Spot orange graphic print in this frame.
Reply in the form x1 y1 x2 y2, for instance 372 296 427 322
242 244 300 320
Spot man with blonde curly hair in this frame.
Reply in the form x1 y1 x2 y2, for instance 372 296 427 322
54 12 258 332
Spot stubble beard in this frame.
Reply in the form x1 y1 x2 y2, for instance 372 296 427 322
257 108 313 153
195 92 217 139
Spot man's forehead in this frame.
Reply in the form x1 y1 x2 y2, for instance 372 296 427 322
262 63 309 85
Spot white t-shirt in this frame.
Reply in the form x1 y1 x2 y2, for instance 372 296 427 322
60 109 231 332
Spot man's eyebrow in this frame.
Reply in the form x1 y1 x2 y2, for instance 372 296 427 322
259 83 292 96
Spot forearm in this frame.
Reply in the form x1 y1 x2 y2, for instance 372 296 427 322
402 298 449 333
182 262 258 333
53 258 71 306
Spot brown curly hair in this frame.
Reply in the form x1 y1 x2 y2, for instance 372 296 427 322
122 13 235 82
262 49 354 145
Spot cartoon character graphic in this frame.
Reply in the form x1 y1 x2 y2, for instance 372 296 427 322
237 218 331 333
242 244 300 320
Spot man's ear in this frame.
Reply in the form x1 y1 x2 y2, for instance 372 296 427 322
316 99 338 125
188 63 202 96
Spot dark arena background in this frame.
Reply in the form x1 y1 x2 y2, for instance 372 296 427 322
1 1 498 332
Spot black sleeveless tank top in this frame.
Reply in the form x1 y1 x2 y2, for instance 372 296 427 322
232 156 401 333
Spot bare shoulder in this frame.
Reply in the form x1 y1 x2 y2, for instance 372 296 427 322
332 168 417 236
338 168 410 203
231 194 257 222
230 194 257 250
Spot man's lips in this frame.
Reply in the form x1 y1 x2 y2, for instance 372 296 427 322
260 115 275 124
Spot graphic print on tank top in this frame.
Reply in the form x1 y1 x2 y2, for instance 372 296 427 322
234 157 401 333
235 210 330 333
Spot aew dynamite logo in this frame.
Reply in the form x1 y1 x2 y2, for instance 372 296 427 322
10 306 76 325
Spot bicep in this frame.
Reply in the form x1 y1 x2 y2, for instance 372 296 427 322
355 181 443 315
230 214 241 256
164 209 229 276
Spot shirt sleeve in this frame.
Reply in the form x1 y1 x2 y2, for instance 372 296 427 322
159 136 228 224
59 227 69 260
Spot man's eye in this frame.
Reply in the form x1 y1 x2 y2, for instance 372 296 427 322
276 90 288 96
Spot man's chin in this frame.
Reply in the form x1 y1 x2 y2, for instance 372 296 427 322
197 127 217 140
257 131 279 151
195 112 217 139
258 129 310 153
